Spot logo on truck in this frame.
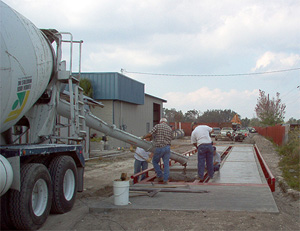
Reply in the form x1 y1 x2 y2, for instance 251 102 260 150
4 76 32 123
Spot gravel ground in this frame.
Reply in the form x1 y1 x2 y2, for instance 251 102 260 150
41 134 300 231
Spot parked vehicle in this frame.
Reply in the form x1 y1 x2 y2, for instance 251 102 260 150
233 128 249 142
248 127 257 133
211 127 221 137
215 127 234 141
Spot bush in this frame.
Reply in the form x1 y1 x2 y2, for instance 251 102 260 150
91 137 102 142
277 129 300 191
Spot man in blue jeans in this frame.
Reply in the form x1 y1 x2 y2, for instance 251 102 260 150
143 118 173 184
191 124 214 181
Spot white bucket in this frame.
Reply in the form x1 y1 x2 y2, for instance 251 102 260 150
113 180 129 205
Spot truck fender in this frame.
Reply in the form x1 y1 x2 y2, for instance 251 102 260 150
0 154 13 196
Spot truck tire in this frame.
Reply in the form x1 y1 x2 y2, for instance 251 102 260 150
9 163 53 230
1 190 16 230
49 155 78 214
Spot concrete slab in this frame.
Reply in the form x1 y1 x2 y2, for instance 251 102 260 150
89 184 279 213
216 146 228 152
89 144 278 214
211 146 266 184
211 162 263 184
169 145 266 183
228 146 253 152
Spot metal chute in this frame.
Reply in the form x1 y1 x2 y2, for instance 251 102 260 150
57 99 188 165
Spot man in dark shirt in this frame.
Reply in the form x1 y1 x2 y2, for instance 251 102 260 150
143 118 173 183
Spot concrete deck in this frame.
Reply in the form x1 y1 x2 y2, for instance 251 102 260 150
89 144 279 214
211 146 266 184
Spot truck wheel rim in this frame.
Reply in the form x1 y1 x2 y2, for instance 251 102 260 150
63 169 75 201
32 179 48 216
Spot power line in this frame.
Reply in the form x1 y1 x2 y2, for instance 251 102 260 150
121 67 300 77
281 86 300 99
283 94 300 105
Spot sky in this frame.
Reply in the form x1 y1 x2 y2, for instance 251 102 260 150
3 0 300 120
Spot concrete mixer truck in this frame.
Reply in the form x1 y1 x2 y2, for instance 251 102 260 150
0 1 188 230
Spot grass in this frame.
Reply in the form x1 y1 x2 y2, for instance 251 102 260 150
277 129 300 191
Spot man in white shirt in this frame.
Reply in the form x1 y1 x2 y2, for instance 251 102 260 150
191 124 214 181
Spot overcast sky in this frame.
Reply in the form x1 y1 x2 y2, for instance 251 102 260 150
3 0 300 120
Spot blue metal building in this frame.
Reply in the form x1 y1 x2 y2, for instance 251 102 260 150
80 72 167 149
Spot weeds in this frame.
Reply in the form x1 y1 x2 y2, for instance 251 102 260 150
277 129 300 191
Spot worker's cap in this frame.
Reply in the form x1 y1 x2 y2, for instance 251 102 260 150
160 118 168 123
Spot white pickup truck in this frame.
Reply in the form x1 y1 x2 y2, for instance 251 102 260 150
215 127 234 141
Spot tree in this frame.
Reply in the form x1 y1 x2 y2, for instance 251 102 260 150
174 110 184 122
241 117 250 127
184 109 200 122
198 109 237 123
255 90 286 126
249 117 261 127
287 117 300 124
79 78 93 98
163 108 180 122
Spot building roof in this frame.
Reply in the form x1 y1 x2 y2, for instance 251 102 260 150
145 93 167 103
80 72 145 105
79 72 167 105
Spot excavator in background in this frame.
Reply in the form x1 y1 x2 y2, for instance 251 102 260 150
231 113 242 131
0 2 188 230
230 114 248 142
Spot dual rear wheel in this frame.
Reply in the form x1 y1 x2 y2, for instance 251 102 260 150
0 156 77 230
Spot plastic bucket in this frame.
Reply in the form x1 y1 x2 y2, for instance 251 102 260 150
113 180 129 205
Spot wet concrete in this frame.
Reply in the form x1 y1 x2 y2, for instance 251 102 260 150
89 144 279 214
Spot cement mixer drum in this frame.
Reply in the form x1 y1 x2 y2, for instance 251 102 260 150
0 1 54 133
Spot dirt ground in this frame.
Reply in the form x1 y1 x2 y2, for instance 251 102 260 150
41 134 300 231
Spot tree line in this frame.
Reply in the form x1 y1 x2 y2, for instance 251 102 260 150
163 90 299 127
163 108 253 127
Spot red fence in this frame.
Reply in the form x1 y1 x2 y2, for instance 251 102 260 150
254 125 286 146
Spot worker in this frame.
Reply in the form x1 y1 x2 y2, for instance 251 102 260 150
213 146 221 172
134 138 153 181
143 118 173 184
191 124 214 181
